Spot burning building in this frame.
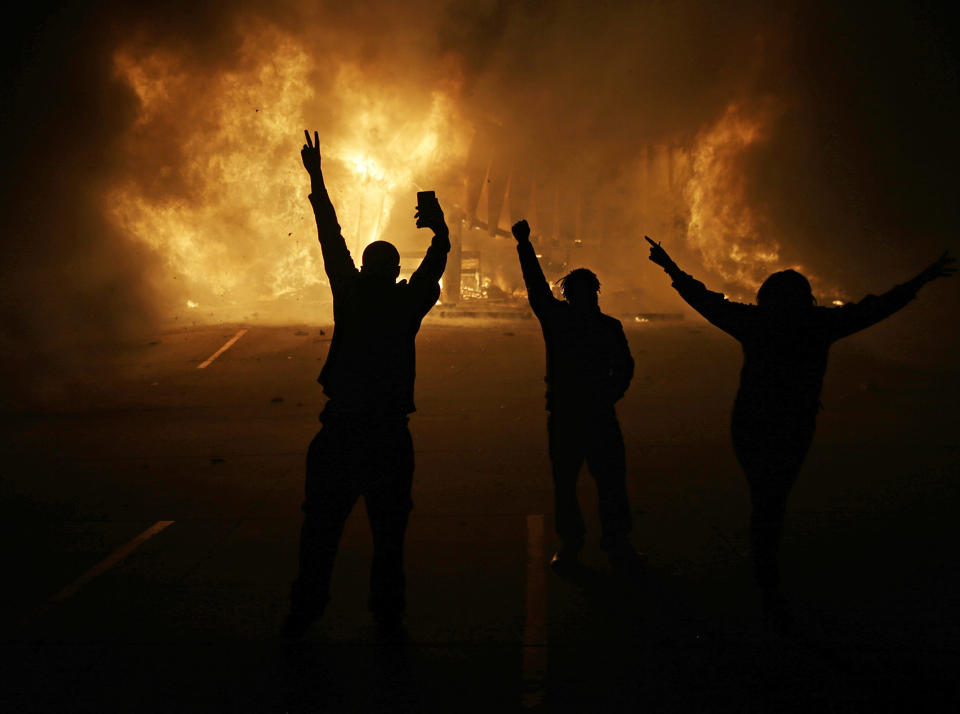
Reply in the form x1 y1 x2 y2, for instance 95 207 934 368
1 0 958 396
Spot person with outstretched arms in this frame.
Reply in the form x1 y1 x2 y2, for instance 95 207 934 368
646 235 954 631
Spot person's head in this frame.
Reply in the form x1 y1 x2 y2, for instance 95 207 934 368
360 241 401 282
756 269 815 311
558 268 600 310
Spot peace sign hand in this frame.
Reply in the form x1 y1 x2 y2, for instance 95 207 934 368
301 130 322 178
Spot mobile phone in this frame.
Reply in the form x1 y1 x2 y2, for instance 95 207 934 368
417 190 436 211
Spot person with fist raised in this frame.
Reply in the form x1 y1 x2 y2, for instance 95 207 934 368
512 219 643 575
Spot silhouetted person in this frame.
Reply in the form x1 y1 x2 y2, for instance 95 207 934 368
646 236 955 629
282 131 449 639
512 219 642 573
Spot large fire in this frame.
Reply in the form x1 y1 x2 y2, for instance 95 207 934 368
684 102 785 298
683 102 842 303
107 25 471 321
105 23 839 322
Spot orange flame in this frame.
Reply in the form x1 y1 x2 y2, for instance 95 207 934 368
683 102 787 298
682 102 846 303
107 25 470 321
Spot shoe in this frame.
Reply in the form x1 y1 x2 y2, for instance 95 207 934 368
373 613 408 644
607 545 647 574
549 547 581 575
280 610 319 640
762 592 797 638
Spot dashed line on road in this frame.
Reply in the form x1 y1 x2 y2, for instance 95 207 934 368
522 513 547 709
197 329 248 369
49 521 175 603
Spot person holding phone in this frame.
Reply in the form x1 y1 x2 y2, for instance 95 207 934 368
511 219 643 574
645 235 955 630
283 131 450 640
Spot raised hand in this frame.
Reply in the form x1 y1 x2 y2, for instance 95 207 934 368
512 220 531 242
919 251 956 283
301 130 322 178
645 236 677 271
415 196 447 235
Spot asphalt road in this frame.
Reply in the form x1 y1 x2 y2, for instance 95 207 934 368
2 318 958 712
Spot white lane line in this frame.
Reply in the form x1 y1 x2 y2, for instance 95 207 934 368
49 521 175 603
197 328 248 369
522 513 547 709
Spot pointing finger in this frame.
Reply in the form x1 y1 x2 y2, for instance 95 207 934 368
304 130 311 148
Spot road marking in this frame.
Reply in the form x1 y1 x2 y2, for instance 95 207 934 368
522 514 547 709
197 329 248 369
49 521 175 603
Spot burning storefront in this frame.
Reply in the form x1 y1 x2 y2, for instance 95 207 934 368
3 0 956 378
101 12 845 326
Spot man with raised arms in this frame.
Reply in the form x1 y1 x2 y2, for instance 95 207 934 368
283 131 450 639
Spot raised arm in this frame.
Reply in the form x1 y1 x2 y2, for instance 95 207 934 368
646 236 752 340
301 130 358 290
407 194 451 312
827 251 956 341
513 220 559 318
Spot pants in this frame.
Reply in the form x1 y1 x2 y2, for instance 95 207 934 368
290 415 414 620
732 406 816 603
547 408 632 551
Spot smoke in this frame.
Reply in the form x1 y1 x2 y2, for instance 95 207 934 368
2 0 958 404
0 3 160 406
